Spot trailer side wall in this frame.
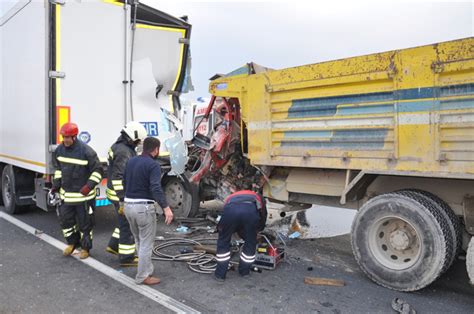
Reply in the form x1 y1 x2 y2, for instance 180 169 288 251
0 2 47 173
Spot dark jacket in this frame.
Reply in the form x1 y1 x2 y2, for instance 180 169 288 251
123 153 169 209
225 190 267 231
52 139 102 203
106 135 136 202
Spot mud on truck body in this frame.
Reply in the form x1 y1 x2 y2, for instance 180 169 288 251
189 38 474 291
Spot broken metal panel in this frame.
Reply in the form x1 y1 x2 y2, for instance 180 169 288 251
264 171 289 202
132 23 186 113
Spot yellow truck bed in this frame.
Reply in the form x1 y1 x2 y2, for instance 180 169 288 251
210 38 474 178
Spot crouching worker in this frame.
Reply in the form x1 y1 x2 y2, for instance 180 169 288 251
214 190 267 282
123 137 174 285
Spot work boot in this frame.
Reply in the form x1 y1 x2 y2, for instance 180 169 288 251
214 275 225 283
63 244 76 256
120 257 139 267
106 246 118 255
80 249 89 259
142 276 160 285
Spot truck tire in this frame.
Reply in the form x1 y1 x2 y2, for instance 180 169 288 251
0 164 4 206
351 192 450 291
1 165 25 214
162 174 200 218
467 237 474 286
396 189 458 272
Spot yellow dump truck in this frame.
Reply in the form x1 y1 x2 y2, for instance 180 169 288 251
194 37 474 291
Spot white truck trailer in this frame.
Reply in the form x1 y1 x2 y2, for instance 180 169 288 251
0 0 198 217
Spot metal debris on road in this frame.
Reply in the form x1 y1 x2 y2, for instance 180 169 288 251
176 226 189 233
391 298 416 314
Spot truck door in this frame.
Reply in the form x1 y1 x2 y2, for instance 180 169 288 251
50 0 128 204
51 0 127 159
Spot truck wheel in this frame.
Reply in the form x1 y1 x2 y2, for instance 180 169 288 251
351 192 450 291
162 174 199 218
467 237 474 286
396 189 458 272
1 165 24 214
0 164 4 206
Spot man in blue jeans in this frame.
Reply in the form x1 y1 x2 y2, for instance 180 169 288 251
123 137 173 285
214 190 267 282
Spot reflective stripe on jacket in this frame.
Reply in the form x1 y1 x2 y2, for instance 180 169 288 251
52 139 103 203
106 135 136 202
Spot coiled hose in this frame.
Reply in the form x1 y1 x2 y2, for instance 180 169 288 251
152 237 239 274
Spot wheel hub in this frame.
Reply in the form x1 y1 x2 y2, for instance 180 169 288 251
390 230 411 251
368 216 422 270
165 182 183 208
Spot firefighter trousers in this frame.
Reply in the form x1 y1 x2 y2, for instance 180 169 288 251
58 201 95 250
107 201 136 263
215 201 259 279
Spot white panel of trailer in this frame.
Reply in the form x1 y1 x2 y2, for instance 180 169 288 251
0 1 47 173
58 1 127 160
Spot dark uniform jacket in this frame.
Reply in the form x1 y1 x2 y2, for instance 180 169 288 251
52 139 102 203
106 135 136 202
123 153 169 209
225 190 267 231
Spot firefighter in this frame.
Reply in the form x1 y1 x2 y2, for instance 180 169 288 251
52 122 103 259
214 190 267 282
105 121 147 267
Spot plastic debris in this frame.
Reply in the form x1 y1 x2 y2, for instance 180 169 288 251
180 247 193 254
251 266 262 273
176 226 189 233
288 231 301 239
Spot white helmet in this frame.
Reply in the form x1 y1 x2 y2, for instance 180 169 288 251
122 121 148 142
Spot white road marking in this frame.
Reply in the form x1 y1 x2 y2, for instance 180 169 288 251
0 211 199 314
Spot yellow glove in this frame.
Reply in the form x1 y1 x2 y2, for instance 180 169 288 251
118 202 124 215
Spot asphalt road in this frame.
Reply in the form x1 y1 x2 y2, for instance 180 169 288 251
1 204 473 313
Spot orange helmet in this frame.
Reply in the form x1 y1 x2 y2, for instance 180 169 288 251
60 122 79 137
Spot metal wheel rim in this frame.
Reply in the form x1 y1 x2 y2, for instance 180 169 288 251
368 216 422 270
164 179 189 217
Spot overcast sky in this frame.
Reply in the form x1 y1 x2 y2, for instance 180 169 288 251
1 0 472 100
143 0 473 100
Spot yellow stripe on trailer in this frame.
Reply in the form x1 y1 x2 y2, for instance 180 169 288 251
55 4 62 141
0 154 46 168
102 0 123 6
